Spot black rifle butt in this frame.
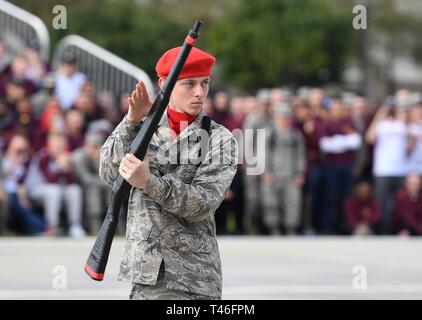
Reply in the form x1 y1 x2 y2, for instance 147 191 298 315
85 177 129 281
84 205 120 280
84 216 118 280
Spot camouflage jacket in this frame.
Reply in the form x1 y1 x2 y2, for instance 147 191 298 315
267 128 305 178
99 110 238 298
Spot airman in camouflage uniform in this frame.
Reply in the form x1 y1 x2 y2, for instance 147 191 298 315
242 89 275 234
99 47 238 300
263 104 305 235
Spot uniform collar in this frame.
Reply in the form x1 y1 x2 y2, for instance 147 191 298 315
157 108 205 143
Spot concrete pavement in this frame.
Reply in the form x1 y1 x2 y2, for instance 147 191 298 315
0 236 421 299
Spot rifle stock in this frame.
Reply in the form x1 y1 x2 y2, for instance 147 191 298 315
85 20 202 281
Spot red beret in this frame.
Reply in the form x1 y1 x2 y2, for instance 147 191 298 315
155 47 216 79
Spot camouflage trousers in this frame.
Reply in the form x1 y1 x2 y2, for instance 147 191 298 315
262 176 301 232
244 175 263 219
129 263 221 300
84 183 111 234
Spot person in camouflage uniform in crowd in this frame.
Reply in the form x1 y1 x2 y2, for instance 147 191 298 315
262 104 305 235
242 89 275 234
99 47 238 300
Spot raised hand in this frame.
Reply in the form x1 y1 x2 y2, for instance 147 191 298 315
127 80 153 123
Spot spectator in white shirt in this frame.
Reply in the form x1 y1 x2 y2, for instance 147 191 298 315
54 55 86 110
366 101 408 233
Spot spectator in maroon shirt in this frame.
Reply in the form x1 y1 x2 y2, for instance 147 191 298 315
210 90 238 234
392 173 422 236
4 77 27 111
0 54 37 97
6 96 43 151
293 100 324 177
2 134 47 235
65 109 86 151
226 96 247 234
24 133 85 237
210 90 238 131
229 96 246 131
71 92 104 126
344 180 382 235
319 97 362 234
293 98 325 234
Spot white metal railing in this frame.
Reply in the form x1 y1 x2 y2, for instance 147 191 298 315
52 35 155 99
0 0 50 60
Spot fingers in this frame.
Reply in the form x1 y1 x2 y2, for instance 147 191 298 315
130 92 141 109
125 152 149 164
119 158 135 178
135 83 141 101
120 154 144 172
120 153 146 172
119 162 127 178
134 81 145 101
125 153 140 163
139 81 149 100
131 82 142 102
128 81 150 115
120 156 134 178
132 89 139 104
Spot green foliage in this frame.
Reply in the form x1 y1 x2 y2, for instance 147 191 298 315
64 0 186 78
206 0 355 89
9 0 357 89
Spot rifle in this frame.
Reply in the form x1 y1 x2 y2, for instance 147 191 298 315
85 20 202 281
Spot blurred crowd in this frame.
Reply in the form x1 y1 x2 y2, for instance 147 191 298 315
0 40 124 237
0 40 421 237
209 87 422 237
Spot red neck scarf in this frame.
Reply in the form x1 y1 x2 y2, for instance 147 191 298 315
167 107 197 140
